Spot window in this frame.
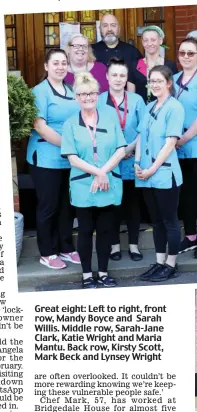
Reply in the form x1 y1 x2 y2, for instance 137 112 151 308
44 10 113 53
143 8 164 30
5 14 17 70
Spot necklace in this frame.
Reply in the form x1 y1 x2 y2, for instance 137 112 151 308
69 63 88 74
145 95 171 155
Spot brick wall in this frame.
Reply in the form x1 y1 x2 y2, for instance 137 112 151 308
14 194 20 213
175 5 197 51
12 156 20 212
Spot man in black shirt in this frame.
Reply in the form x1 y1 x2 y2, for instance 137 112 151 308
92 14 142 90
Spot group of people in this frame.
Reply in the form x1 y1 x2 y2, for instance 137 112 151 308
26 13 197 288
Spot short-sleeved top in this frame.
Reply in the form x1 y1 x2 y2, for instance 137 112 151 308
64 62 109 94
92 40 142 76
98 91 145 180
26 79 79 169
61 109 127 207
129 59 178 103
135 96 184 189
174 70 197 159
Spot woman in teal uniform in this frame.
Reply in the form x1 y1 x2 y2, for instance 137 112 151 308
135 65 184 282
61 72 126 289
173 37 197 256
26 48 80 269
98 58 146 261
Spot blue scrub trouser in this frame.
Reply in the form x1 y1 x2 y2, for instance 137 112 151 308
143 186 181 255
30 165 75 256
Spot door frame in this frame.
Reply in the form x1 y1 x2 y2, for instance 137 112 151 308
135 7 176 61
13 7 176 87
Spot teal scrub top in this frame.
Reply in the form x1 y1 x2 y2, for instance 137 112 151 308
174 71 197 159
135 96 184 189
26 79 79 169
98 91 146 180
61 109 127 207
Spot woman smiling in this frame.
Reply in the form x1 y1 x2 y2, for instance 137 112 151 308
135 65 184 282
64 33 108 93
129 25 177 103
174 38 197 256
61 72 126 289
99 58 145 261
26 48 80 269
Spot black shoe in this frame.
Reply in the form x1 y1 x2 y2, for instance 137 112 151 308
97 274 117 287
109 251 121 261
179 237 197 254
128 250 143 261
139 263 164 281
148 263 178 282
82 277 97 289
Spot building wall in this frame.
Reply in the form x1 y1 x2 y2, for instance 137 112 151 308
12 157 20 213
13 6 197 212
175 5 197 50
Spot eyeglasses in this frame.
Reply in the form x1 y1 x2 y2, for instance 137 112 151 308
77 92 98 98
70 44 88 50
148 79 165 85
178 51 197 58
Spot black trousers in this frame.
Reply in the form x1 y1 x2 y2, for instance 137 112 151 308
30 165 75 256
143 186 181 255
76 206 114 273
179 159 197 235
112 180 141 245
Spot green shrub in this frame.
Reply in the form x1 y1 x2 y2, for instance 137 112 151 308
7 74 38 142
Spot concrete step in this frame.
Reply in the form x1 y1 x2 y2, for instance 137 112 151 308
18 248 197 291
21 227 155 258
21 223 185 258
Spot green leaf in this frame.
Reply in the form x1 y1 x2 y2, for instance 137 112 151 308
7 74 38 141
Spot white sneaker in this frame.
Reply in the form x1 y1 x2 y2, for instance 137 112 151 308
59 251 81 264
40 255 67 269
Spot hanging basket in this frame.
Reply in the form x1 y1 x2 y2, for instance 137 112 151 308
14 212 24 264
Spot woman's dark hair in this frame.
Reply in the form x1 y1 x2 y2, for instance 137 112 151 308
41 48 68 81
148 65 175 97
106 57 129 72
178 37 197 50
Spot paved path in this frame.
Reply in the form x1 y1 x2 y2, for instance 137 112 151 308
19 270 197 293
18 232 197 292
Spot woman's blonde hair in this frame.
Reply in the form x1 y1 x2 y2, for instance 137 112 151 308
65 33 96 63
73 72 99 94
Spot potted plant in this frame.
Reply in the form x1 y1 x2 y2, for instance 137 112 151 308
7 74 37 263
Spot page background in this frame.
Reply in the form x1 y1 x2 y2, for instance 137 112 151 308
0 1 196 411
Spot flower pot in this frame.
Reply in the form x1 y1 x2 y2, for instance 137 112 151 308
14 212 24 264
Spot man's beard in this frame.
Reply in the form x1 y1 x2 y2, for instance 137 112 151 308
102 33 118 45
